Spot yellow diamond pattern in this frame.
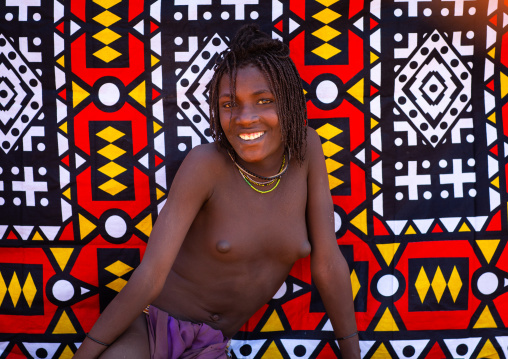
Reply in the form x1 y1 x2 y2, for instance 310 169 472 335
93 28 121 45
93 10 121 27
448 266 462 302
312 25 341 42
98 144 126 161
97 126 125 142
93 0 122 9
22 273 37 308
350 269 361 300
105 260 134 277
325 158 342 173
99 162 126 178
99 179 127 196
93 46 121 63
316 0 339 6
312 43 341 60
431 266 447 303
106 278 128 292
312 8 341 24
321 141 343 157
0 272 6 306
328 174 343 189
415 267 430 303
8 272 22 307
316 123 342 140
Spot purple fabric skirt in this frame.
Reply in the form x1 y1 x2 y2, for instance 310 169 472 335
145 305 230 359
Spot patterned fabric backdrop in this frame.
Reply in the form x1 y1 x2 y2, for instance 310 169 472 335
0 0 507 358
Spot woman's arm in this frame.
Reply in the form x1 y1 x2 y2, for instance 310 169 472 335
74 145 219 358
305 128 361 359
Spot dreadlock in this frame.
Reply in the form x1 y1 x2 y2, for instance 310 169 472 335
208 24 307 164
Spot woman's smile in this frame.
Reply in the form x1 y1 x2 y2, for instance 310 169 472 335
238 131 265 141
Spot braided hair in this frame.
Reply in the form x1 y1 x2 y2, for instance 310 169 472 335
208 24 307 164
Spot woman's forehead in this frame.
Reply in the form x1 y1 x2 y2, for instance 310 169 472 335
218 65 272 95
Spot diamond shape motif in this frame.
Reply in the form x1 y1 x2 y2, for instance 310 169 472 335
93 10 121 27
22 273 37 308
312 8 341 24
431 266 447 303
105 260 134 277
0 79 16 109
93 28 121 45
0 34 42 153
316 123 342 140
93 0 122 10
350 269 361 300
312 43 341 60
98 144 126 160
99 179 127 196
93 46 122 63
321 141 343 157
0 272 6 306
448 266 462 302
312 25 341 42
97 126 125 142
8 272 22 307
415 267 430 303
99 161 127 178
325 158 342 173
106 278 128 292
394 30 471 147
316 0 339 6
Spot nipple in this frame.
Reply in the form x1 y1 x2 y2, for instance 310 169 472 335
216 240 231 253
211 314 221 322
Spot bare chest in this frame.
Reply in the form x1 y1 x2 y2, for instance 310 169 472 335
185 169 310 263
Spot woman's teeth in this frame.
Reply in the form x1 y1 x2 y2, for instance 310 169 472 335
239 132 264 141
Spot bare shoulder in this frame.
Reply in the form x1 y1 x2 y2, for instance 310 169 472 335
180 143 228 174
303 127 325 167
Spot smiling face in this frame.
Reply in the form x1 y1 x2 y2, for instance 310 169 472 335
218 64 284 167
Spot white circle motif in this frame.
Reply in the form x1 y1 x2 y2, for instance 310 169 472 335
174 37 183 45
377 274 399 297
37 143 46 151
174 12 183 20
423 8 432 16
41 198 49 206
396 192 403 200
422 160 430 169
394 33 403 42
424 191 432 199
178 143 187 152
394 8 403 17
439 159 447 168
395 162 403 170
33 37 41 46
315 80 338 104
39 167 47 176
469 7 476 15
441 8 450 16
33 13 41 21
334 211 342 233
466 31 474 39
5 13 13 21
98 82 121 106
203 11 212 20
221 11 230 20
469 188 477 197
53 280 75 301
250 11 259 20
477 272 498 295
105 215 127 238
11 167 19 175
467 158 475 167
13 197 21 206
272 282 287 299
395 138 403 146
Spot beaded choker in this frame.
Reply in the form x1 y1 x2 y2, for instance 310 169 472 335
228 150 289 193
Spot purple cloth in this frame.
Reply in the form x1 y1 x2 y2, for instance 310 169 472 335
146 305 230 359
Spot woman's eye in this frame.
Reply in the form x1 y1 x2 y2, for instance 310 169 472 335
258 99 273 104
223 102 234 108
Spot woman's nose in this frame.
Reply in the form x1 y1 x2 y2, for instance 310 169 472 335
236 104 259 124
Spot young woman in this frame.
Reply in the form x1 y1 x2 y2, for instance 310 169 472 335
75 25 360 359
